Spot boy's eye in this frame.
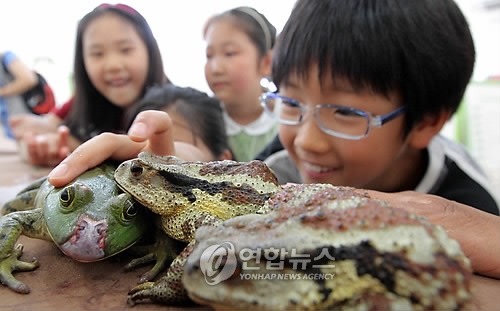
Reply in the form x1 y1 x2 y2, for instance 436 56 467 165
333 107 365 118
224 51 237 57
335 107 358 116
282 99 300 108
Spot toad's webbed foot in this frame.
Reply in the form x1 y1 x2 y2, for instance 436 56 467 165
127 274 188 306
127 241 195 305
125 229 183 283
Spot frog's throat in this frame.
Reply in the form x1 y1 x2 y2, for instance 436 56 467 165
58 214 108 262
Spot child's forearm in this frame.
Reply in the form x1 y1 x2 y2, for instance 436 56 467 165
0 74 38 97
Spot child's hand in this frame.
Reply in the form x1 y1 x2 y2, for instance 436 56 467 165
362 190 500 311
19 126 70 167
9 114 60 140
48 110 176 187
365 190 500 279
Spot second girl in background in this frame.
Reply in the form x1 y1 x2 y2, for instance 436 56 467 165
203 6 278 162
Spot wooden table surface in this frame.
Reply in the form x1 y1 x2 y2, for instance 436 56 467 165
0 137 210 311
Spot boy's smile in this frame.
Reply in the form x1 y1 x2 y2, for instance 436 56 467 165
278 67 416 191
302 161 342 179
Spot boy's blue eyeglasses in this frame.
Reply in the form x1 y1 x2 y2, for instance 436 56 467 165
260 93 407 140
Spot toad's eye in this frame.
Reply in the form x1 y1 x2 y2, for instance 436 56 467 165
130 163 144 178
60 185 76 208
122 200 139 221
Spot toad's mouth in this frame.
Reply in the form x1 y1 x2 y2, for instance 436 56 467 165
58 214 108 262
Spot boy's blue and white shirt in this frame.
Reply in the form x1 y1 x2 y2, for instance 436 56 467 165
416 135 499 215
265 135 500 215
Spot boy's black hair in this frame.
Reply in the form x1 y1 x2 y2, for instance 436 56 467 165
203 6 277 57
65 5 169 141
272 0 475 136
126 84 230 159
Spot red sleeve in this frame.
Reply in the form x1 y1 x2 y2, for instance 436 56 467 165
50 97 73 119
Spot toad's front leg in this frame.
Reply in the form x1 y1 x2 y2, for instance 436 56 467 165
127 209 224 305
127 240 196 305
125 227 184 283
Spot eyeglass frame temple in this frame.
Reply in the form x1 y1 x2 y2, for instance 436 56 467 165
371 106 407 127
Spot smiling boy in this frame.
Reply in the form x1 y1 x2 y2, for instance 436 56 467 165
261 0 499 215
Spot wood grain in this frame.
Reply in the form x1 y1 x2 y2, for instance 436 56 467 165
0 236 210 311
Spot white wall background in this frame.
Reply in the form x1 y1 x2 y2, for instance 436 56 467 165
1 0 296 103
2 1 499 103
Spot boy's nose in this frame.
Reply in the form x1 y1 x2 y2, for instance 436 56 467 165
293 116 330 153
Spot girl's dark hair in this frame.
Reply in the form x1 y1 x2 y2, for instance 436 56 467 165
65 4 169 141
126 84 229 159
203 6 277 57
273 0 475 136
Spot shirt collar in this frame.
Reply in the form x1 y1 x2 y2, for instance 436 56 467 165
224 110 277 136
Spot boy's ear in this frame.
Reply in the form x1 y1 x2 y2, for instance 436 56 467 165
259 51 273 77
407 110 451 149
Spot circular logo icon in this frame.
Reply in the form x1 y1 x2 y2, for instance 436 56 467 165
199 241 237 285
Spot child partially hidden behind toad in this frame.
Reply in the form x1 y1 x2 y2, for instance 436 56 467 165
125 83 233 162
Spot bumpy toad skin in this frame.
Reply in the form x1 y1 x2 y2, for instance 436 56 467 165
115 153 280 242
184 184 472 311
115 153 472 309
0 165 150 294
114 152 281 304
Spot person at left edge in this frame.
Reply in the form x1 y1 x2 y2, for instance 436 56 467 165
0 51 38 139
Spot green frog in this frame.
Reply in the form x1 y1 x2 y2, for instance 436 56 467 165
0 164 152 294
